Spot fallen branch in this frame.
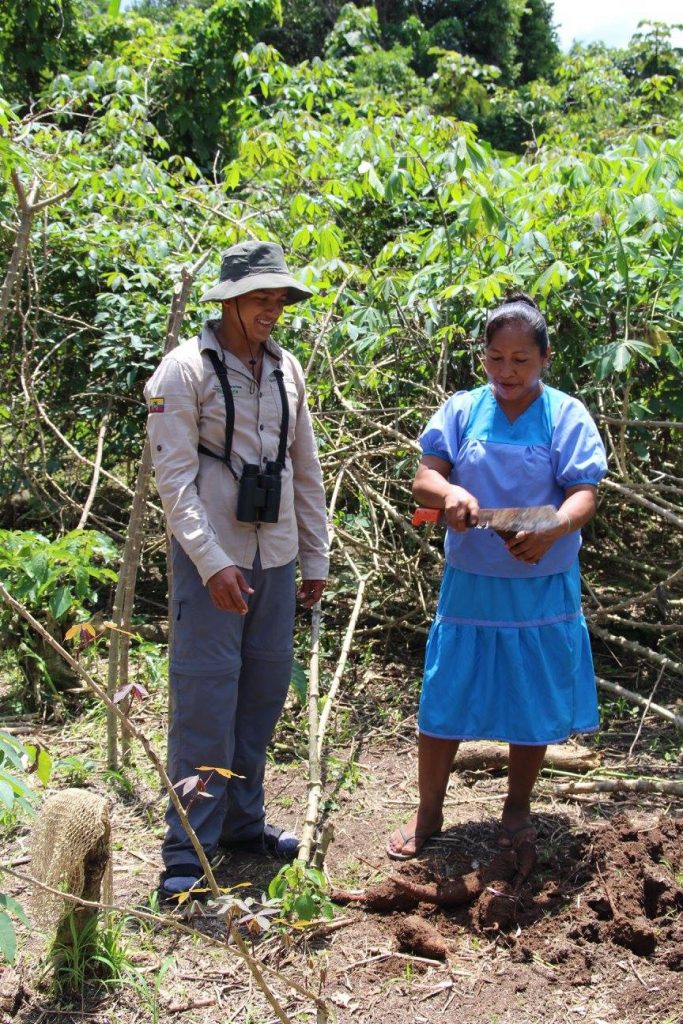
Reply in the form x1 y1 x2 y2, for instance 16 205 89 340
1 865 324 1013
602 479 683 531
597 677 683 729
554 778 683 797
626 665 666 761
590 622 683 678
595 415 683 430
593 562 683 616
455 740 601 774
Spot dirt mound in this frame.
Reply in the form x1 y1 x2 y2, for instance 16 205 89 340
562 815 683 960
334 815 683 973
506 814 683 969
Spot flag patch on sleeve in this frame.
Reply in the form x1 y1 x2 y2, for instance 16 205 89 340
149 396 165 413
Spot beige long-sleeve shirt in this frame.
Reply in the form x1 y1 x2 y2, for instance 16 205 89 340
144 321 329 585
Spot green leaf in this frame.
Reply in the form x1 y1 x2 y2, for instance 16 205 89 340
293 894 316 921
0 781 14 810
0 913 17 963
305 867 325 888
0 895 29 928
107 0 121 14
0 737 24 771
290 661 307 703
49 586 73 621
534 260 573 296
36 748 53 785
268 874 287 900
0 770 37 804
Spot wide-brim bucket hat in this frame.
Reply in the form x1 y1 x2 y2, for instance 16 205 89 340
200 240 313 304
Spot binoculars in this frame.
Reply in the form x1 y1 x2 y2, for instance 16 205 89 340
236 462 282 523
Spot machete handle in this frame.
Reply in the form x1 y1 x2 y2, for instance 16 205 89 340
411 507 442 526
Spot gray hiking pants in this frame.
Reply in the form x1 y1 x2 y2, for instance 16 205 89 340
162 541 296 871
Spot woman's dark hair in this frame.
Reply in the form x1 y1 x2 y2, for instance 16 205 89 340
484 292 549 355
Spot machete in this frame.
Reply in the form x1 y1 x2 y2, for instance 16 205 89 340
412 505 559 540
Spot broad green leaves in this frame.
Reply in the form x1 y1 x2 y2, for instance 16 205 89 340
0 531 118 617
585 339 659 380
0 733 52 962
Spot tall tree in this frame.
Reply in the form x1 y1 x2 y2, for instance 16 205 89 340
516 0 559 83
0 0 84 103
261 0 344 63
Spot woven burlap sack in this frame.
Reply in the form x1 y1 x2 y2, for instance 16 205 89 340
30 789 111 932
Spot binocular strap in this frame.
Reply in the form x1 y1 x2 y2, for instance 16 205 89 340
198 349 289 476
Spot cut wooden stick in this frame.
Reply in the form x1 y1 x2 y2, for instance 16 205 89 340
298 603 322 867
316 571 372 760
77 407 110 530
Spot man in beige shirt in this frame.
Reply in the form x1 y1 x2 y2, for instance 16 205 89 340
145 242 328 899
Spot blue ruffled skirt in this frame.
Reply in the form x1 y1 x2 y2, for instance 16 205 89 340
418 561 599 745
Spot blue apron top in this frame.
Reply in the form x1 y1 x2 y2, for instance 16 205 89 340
419 384 607 578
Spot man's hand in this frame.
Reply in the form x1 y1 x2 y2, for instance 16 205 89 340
207 566 254 614
297 579 326 608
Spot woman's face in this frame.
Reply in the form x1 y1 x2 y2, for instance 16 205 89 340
224 288 290 344
484 322 549 410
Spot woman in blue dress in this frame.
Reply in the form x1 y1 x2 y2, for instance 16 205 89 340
387 293 607 860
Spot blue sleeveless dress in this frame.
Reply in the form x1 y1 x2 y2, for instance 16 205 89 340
418 385 607 746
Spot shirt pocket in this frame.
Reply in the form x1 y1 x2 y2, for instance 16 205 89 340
268 375 299 445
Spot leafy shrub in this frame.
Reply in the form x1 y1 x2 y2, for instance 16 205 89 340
0 530 118 701
351 44 427 105
0 731 52 963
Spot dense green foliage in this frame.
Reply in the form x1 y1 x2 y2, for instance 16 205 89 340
0 2 681 709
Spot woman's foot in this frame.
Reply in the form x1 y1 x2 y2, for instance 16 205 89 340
497 822 537 850
497 798 536 849
385 813 443 860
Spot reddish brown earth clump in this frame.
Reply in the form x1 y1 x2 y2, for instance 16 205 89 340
332 814 683 970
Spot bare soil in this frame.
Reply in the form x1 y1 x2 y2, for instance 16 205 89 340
2 698 682 1024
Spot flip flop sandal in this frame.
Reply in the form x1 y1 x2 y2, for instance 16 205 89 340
385 825 442 861
221 823 300 861
496 823 538 850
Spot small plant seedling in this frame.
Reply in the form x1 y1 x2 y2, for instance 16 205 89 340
268 861 335 924
54 755 95 786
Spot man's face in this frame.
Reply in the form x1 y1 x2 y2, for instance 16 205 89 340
226 288 290 343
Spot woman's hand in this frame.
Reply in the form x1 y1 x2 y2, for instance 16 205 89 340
505 511 567 566
444 486 479 533
506 487 598 566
